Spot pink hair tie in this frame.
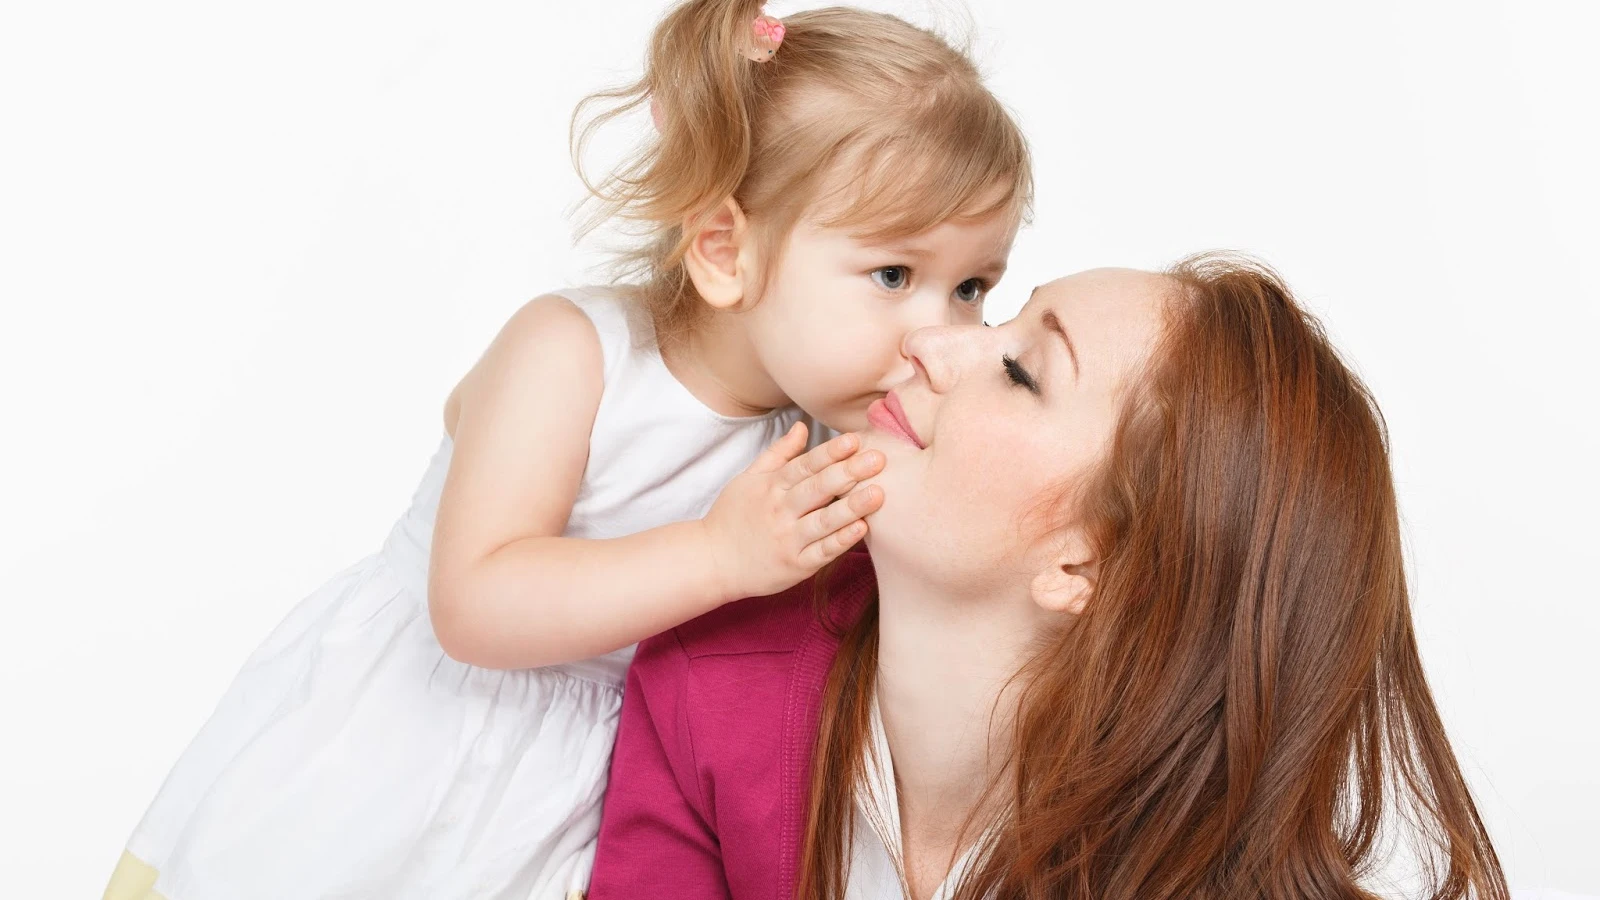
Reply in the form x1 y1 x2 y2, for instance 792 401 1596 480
743 13 786 62
654 11 783 133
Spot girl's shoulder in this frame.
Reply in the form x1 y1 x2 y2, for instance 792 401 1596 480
443 285 649 431
493 285 652 372
442 290 608 437
542 284 656 359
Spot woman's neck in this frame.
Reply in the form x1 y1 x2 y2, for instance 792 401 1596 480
872 561 1043 897
658 309 788 417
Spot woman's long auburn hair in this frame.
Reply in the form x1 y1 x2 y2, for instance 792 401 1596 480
799 254 1509 900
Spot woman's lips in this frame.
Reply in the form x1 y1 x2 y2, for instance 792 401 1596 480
866 391 925 448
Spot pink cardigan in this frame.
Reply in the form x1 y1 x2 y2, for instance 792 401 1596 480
587 549 875 899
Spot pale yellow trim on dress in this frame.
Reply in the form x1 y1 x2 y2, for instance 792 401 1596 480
102 850 168 900
102 849 585 899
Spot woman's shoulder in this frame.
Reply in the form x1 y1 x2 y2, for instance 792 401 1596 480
629 548 875 699
595 551 874 897
661 548 875 663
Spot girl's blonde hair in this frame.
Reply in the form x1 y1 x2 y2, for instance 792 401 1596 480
572 0 1033 345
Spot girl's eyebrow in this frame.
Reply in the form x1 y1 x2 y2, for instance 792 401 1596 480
858 238 934 259
975 257 1008 280
863 239 1009 273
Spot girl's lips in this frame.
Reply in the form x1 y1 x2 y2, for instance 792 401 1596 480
866 391 924 448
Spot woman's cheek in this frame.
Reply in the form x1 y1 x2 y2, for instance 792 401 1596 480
961 425 1055 507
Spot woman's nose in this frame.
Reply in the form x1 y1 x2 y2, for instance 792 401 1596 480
902 323 980 394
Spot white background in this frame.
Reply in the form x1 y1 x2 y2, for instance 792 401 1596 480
1 0 1596 895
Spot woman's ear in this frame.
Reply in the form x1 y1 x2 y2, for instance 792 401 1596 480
1030 532 1097 616
683 197 754 311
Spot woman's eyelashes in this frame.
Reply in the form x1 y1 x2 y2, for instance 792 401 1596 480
868 267 991 305
1003 354 1041 395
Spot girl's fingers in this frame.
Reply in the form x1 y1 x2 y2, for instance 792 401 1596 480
798 485 882 545
786 449 884 515
797 519 869 571
774 431 859 488
744 421 809 474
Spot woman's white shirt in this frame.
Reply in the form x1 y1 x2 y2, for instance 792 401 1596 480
845 698 988 900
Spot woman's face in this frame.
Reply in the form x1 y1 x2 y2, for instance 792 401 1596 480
859 268 1171 597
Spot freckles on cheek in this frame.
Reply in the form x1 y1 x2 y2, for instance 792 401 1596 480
935 452 1017 513
951 419 1030 469
947 428 1061 508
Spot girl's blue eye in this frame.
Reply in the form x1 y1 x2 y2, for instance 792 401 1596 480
871 266 910 291
954 278 987 305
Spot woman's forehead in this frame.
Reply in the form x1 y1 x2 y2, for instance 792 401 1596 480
1026 269 1165 317
1022 269 1171 364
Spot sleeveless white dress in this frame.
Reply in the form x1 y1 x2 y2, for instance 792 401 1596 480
106 287 804 900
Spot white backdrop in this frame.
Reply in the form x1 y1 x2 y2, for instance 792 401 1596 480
1 0 1595 895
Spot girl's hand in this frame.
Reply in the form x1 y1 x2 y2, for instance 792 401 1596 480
701 422 885 603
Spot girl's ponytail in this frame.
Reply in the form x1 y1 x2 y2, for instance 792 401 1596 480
573 2 1031 345
573 0 769 327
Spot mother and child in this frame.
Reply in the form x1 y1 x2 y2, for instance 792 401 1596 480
103 1 1512 899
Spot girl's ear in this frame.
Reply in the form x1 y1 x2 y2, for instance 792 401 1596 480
683 197 754 311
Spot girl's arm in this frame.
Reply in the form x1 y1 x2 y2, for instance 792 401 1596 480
428 295 882 670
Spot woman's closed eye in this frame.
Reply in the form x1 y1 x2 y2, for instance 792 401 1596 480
1003 354 1040 395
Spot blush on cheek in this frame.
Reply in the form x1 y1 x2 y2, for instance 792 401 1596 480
948 448 1065 533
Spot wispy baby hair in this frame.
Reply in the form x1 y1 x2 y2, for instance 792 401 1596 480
572 0 1032 345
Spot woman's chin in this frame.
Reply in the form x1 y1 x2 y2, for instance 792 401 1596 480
858 505 916 560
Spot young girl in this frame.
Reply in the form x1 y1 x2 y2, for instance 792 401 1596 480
103 2 1031 899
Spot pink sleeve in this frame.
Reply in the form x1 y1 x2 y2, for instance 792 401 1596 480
587 633 732 899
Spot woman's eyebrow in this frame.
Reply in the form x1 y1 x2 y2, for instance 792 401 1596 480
1041 309 1080 380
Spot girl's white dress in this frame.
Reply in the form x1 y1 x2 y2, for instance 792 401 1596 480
106 286 803 900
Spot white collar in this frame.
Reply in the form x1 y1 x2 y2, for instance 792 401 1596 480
848 695 990 900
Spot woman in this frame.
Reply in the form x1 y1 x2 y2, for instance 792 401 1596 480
586 254 1509 900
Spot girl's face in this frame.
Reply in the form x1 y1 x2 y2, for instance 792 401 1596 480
858 269 1171 597
739 208 1018 433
